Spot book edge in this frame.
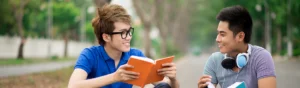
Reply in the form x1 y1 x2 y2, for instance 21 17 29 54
130 56 155 64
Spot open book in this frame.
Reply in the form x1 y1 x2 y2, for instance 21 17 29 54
124 56 174 88
228 81 246 88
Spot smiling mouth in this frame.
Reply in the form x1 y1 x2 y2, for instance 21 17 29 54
218 44 223 48
123 42 130 46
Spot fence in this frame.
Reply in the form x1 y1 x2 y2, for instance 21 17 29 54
0 36 92 59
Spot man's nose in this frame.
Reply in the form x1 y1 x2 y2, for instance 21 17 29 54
216 35 221 43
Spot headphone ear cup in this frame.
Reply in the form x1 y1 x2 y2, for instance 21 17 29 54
221 58 236 69
236 54 247 68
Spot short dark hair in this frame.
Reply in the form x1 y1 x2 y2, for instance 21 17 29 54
216 5 253 43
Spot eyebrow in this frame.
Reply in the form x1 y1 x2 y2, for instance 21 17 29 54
119 28 131 32
116 29 126 32
218 30 226 34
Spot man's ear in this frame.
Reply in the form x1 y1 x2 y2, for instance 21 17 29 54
102 33 111 43
236 32 245 42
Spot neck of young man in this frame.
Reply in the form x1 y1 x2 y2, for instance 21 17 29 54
227 43 248 57
228 43 248 72
104 44 122 61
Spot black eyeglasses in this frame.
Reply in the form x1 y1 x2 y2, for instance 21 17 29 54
110 27 134 39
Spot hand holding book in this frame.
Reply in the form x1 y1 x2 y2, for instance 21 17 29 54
124 56 174 87
112 64 140 82
198 75 213 88
157 62 177 80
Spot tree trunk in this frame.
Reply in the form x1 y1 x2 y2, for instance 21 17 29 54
155 0 191 56
14 0 28 59
47 0 53 58
156 21 168 57
177 15 190 53
144 24 152 58
251 20 261 45
80 6 86 42
16 15 25 59
160 33 167 57
17 37 26 59
133 0 192 56
132 0 156 58
264 0 271 52
287 0 293 57
64 32 69 57
173 1 191 53
276 28 282 55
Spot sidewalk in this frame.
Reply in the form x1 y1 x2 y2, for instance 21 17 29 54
0 61 75 77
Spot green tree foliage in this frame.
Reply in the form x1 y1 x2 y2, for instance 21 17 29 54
52 1 79 36
52 0 80 57
0 0 15 36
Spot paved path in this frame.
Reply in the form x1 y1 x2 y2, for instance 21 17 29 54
176 54 300 88
0 61 75 77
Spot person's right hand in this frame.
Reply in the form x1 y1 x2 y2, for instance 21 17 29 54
198 75 212 88
113 64 140 82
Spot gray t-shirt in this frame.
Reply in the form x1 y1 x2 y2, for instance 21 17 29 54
204 44 276 88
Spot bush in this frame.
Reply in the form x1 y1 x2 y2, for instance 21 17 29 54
51 55 59 60
293 49 300 56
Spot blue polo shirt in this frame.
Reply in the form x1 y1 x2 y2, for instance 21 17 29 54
74 45 145 88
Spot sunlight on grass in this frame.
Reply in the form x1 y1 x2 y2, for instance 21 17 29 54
0 66 74 88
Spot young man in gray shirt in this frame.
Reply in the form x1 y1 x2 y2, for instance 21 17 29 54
197 5 276 88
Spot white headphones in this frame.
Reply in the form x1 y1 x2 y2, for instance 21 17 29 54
221 44 251 69
221 44 251 88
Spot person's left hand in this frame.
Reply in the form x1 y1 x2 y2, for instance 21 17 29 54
157 63 177 80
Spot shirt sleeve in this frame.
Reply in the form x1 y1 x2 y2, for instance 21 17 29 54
255 50 276 79
203 53 218 84
74 48 94 74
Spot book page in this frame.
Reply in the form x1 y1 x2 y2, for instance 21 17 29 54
130 56 155 64
154 56 174 66
146 56 174 84
206 82 215 88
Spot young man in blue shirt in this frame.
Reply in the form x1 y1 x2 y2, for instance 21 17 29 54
68 4 179 88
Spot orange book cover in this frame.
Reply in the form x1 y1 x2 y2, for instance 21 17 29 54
124 56 174 88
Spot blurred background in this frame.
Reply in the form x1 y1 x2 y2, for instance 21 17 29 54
0 0 299 88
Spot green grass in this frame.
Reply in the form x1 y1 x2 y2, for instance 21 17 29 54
0 58 76 66
0 66 74 88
